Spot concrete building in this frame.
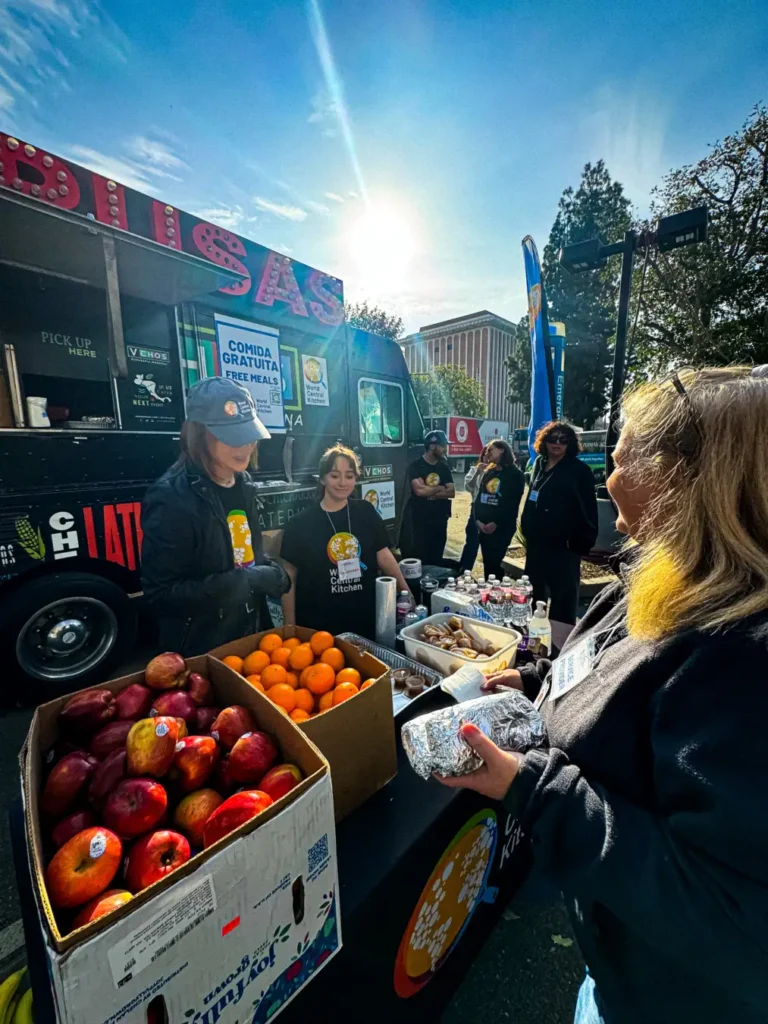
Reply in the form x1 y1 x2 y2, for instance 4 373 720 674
401 310 524 426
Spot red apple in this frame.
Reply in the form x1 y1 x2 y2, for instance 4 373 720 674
73 889 132 928
258 764 303 802
151 691 197 729
103 778 168 838
115 683 154 721
51 809 96 849
89 720 134 759
59 690 116 736
124 830 190 892
228 731 278 785
173 789 224 847
41 751 98 817
202 790 273 849
45 739 81 768
89 748 127 806
195 707 221 735
171 735 220 792
45 827 122 909
125 717 180 778
186 672 213 707
211 706 255 750
145 653 187 691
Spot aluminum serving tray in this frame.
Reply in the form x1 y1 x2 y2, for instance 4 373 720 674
335 632 443 716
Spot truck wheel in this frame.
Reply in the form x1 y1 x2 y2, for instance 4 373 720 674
6 573 137 695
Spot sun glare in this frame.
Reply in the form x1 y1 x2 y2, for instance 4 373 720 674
346 203 417 292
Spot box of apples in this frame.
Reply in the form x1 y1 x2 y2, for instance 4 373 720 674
21 651 340 1024
211 627 396 823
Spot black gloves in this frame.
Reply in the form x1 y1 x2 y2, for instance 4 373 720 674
245 558 291 598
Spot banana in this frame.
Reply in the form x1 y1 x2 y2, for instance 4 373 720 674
11 988 32 1024
0 971 25 1024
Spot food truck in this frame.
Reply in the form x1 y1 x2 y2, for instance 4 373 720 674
0 132 423 693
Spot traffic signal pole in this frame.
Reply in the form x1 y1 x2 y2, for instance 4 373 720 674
604 230 636 477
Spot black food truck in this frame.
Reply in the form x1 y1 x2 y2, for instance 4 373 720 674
0 132 423 694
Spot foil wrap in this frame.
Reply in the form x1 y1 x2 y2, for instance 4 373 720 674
401 690 548 780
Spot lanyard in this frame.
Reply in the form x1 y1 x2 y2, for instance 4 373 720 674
323 503 352 538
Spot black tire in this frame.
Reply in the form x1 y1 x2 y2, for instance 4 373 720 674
2 572 137 698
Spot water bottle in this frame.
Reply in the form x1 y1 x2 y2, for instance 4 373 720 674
414 604 429 621
508 581 530 631
404 610 421 630
528 601 552 655
397 590 412 626
520 574 533 623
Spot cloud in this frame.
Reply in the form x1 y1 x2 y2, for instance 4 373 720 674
65 141 185 192
192 204 247 232
308 91 338 125
253 196 308 222
129 135 188 172
306 200 331 215
0 84 14 111
348 190 360 199
325 192 345 203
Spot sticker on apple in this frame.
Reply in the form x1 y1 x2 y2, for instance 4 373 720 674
90 833 107 859
155 722 169 737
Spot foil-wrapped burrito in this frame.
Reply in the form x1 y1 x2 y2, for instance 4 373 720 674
401 690 548 780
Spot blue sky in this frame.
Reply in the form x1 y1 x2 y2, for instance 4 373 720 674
1 0 766 332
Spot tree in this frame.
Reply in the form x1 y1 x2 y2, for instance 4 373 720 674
542 160 632 426
344 300 404 340
630 104 768 376
505 315 531 421
411 364 487 419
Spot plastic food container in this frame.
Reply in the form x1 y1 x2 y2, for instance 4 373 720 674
400 613 522 677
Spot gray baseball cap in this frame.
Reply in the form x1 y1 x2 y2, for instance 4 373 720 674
186 377 271 446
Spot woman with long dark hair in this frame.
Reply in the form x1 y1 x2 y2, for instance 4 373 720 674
520 421 598 624
280 444 410 639
140 377 290 654
473 440 525 581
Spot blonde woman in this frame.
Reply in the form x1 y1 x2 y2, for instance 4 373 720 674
439 367 768 1024
458 442 492 572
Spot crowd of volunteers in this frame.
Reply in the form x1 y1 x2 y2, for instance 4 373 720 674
140 368 768 1024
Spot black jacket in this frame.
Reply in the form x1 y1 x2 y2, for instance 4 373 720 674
141 462 289 655
520 454 598 555
472 464 525 529
511 582 768 1024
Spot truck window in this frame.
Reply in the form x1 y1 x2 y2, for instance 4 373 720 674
358 378 404 447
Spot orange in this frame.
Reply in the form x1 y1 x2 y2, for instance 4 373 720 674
266 683 297 713
304 662 336 695
320 647 345 673
270 647 292 668
289 644 314 672
360 679 374 690
222 655 244 674
262 663 288 689
285 671 299 690
300 665 313 687
290 708 311 723
333 681 359 705
318 691 335 712
309 631 335 656
294 688 315 713
243 650 270 676
259 633 284 655
245 674 264 692
282 637 302 651
335 667 361 688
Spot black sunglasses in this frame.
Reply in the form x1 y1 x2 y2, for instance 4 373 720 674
547 434 569 444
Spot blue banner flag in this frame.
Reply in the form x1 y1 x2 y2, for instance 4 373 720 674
549 321 566 420
522 236 556 462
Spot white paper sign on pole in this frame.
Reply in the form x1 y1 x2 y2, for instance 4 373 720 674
302 354 330 406
361 481 396 520
214 314 286 432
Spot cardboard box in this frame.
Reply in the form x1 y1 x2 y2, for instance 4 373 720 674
211 629 397 822
21 655 341 1023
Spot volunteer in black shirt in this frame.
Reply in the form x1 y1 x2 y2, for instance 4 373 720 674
403 429 455 567
473 440 525 580
141 377 290 654
280 445 411 639
520 421 598 624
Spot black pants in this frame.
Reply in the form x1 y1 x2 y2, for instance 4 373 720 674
479 528 515 582
459 513 481 572
412 516 448 568
524 542 581 625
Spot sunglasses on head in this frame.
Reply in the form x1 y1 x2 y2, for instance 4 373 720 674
547 434 568 444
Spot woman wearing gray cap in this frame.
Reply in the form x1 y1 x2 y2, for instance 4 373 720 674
140 377 291 655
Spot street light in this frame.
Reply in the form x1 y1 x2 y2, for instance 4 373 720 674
558 205 708 475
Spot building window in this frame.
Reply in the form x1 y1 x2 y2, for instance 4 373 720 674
447 343 452 351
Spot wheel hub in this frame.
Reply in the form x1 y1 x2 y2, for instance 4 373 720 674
44 617 89 656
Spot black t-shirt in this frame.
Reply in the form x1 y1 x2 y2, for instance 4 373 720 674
210 477 257 568
473 465 526 526
280 499 390 639
407 456 453 522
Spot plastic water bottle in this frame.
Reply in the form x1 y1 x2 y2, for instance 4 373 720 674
508 581 530 631
528 601 552 655
397 590 412 626
520 575 534 623
414 604 429 621
404 610 421 630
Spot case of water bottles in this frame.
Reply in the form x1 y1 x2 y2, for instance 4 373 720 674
429 572 535 631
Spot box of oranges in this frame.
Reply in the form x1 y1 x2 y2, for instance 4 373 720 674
210 628 396 821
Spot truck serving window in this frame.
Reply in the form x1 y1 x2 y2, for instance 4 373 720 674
358 378 404 447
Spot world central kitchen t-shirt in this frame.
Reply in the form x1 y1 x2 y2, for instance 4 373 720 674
211 478 256 568
407 456 453 521
280 499 390 639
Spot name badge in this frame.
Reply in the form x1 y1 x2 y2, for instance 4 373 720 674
550 636 595 701
337 557 362 582
529 489 539 503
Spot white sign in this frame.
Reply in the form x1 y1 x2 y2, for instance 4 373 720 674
478 419 509 445
362 480 395 520
214 314 285 432
302 353 329 406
